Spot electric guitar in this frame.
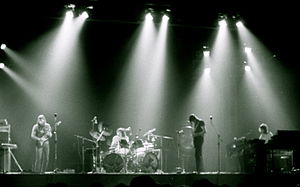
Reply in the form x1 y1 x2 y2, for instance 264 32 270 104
37 121 61 147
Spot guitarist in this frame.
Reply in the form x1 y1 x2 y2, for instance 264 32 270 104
31 114 52 173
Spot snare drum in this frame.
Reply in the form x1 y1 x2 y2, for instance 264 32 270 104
102 153 124 172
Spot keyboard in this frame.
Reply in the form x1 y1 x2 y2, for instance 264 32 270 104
0 143 17 149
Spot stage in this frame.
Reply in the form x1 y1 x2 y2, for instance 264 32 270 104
1 172 300 187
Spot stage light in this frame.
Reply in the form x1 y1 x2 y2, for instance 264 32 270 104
80 11 89 19
245 47 252 54
203 50 210 57
162 8 171 22
64 4 75 18
79 5 93 19
236 21 243 27
65 4 75 10
218 13 228 27
145 12 153 21
65 10 74 18
1 44 6 50
218 19 227 27
0 63 4 69
245 65 251 71
204 67 211 74
203 46 210 57
162 14 169 22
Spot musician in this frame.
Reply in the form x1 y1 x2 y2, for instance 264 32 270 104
89 117 112 150
110 127 131 154
189 114 206 173
258 123 273 144
31 114 52 173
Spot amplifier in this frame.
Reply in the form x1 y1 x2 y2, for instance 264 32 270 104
268 149 293 173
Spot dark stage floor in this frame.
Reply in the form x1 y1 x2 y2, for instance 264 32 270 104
1 172 300 187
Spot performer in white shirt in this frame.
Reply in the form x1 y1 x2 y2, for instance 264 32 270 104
258 123 273 144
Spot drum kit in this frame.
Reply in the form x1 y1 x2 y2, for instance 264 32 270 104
103 128 161 173
77 122 169 173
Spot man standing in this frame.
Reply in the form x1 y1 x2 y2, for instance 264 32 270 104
189 114 206 173
31 114 52 173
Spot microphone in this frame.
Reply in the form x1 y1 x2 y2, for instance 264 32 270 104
209 115 213 120
54 113 57 122
91 116 97 123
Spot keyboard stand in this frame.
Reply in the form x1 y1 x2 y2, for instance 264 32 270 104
8 149 23 172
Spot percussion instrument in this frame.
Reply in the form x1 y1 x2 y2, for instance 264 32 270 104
130 139 144 154
102 153 124 172
137 152 159 173
120 139 129 149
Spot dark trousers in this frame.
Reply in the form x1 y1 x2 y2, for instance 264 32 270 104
194 137 204 172
195 146 203 172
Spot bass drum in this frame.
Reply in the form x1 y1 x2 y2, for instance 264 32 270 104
139 152 159 173
102 153 124 172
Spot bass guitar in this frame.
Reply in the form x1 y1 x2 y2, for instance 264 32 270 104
37 121 61 147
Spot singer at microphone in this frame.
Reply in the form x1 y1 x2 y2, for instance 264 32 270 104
188 113 206 173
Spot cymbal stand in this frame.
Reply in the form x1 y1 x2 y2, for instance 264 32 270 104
53 114 59 173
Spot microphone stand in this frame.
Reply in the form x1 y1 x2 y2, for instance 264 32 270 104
209 116 222 179
53 114 59 173
175 130 184 173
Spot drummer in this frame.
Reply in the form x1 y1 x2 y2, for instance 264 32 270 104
89 117 112 153
110 127 131 155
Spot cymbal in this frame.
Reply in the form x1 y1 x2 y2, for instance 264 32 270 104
153 135 173 140
162 136 173 140
89 130 106 141
183 126 192 129
143 128 156 136
102 130 112 136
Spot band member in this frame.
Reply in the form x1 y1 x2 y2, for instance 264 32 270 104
89 116 112 150
31 114 52 173
189 114 206 173
110 127 131 154
258 123 273 144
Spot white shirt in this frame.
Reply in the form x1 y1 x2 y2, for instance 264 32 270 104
110 135 129 151
259 132 273 144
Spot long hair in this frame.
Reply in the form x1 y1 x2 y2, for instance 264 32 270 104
259 123 269 134
189 114 197 122
37 114 46 124
116 128 126 137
